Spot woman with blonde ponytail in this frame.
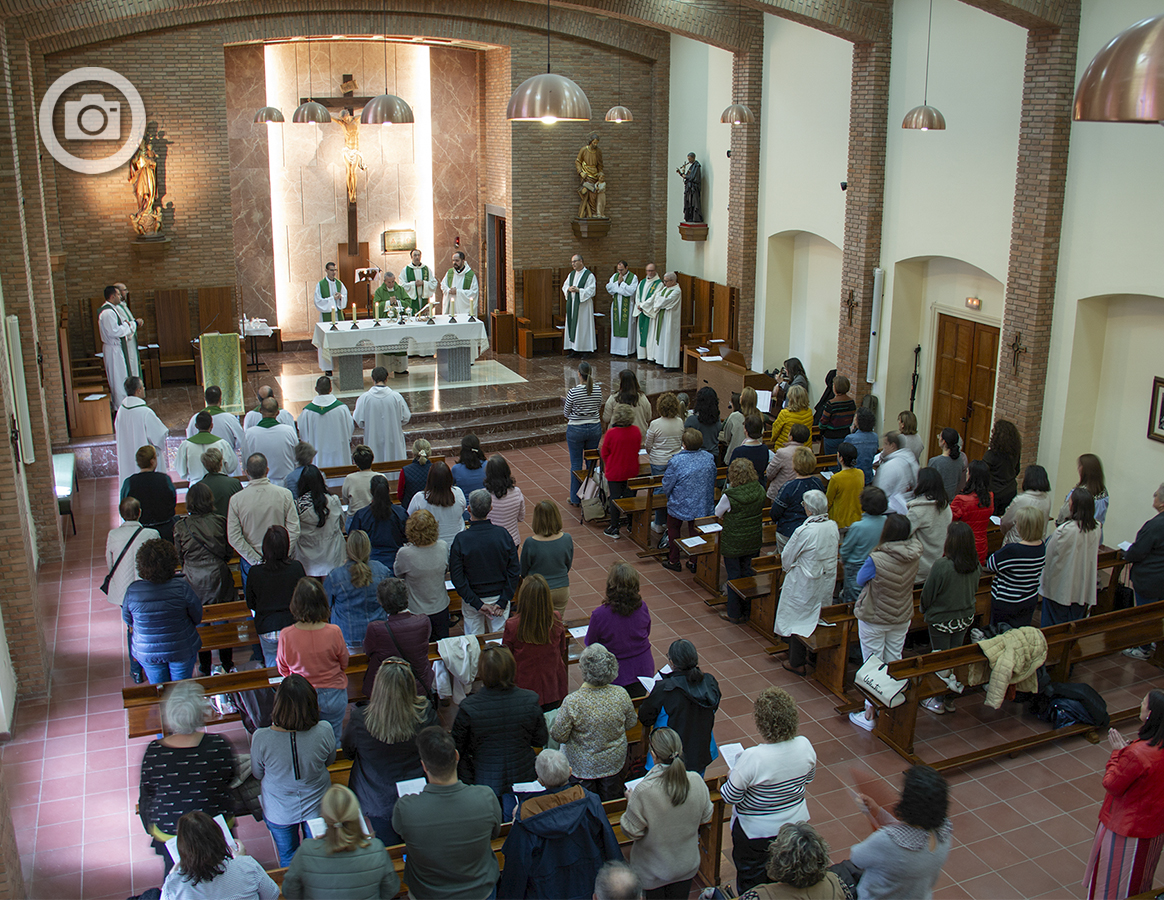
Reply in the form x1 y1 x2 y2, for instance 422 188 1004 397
564 359 604 507
281 783 400 898
323 530 389 653
621 727 714 898
397 438 433 509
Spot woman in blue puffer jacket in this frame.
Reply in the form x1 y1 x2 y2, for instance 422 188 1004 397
123 538 203 684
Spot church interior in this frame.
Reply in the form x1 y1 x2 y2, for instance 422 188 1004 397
0 0 1161 897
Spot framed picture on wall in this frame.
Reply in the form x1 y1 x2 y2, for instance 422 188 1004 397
1150 377 1164 444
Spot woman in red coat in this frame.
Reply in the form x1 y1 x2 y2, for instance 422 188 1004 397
502 575 569 710
600 403 643 540
950 460 994 565
1084 690 1164 899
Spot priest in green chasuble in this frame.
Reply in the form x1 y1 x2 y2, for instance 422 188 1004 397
442 251 479 317
402 249 438 316
562 253 597 355
313 262 348 371
373 270 414 318
630 262 661 361
605 260 639 357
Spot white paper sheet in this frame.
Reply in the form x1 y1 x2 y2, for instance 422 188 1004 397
167 814 233 863
680 536 705 549
697 522 723 534
307 814 372 839
701 355 723 363
821 471 833 481
755 390 773 413
445 580 455 590
638 675 659 693
989 516 1001 526
396 777 427 797
696 346 710 353
719 743 745 770
709 339 726 344
512 781 544 794
569 625 589 641
624 776 646 792
1118 541 1133 552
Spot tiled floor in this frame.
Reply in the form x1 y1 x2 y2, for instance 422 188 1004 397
7 440 1161 898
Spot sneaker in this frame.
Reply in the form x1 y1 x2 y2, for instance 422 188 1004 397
1123 647 1153 661
651 522 665 534
849 710 875 731
943 698 957 714
210 665 226 676
603 525 621 540
921 697 946 715
938 672 965 694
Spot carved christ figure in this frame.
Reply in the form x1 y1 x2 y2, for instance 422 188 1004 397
339 111 366 204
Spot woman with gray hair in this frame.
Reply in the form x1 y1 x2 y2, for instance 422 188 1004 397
138 681 238 877
551 642 638 801
775 489 839 677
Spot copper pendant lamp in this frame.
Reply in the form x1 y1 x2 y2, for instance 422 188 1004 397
902 0 945 131
253 106 285 123
1074 14 1164 123
508 0 591 122
720 0 754 125
605 17 633 123
360 94 414 125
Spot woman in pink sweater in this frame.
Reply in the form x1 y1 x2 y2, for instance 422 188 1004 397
600 403 643 540
484 453 526 545
277 578 350 744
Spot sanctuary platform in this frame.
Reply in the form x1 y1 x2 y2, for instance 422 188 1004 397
58 348 699 479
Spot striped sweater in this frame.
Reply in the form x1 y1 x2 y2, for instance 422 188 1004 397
564 383 604 422
721 735 816 839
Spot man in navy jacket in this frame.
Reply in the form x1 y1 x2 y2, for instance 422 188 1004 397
450 489 520 635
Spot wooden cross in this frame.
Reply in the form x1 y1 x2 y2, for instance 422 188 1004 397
1009 331 1027 372
300 74 377 253
844 289 860 326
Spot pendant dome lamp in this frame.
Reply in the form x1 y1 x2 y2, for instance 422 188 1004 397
292 29 333 124
1074 14 1164 123
720 0 754 125
902 0 946 130
253 106 285 123
605 18 633 123
507 0 591 122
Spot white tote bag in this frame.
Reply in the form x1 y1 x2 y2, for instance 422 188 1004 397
854 654 909 708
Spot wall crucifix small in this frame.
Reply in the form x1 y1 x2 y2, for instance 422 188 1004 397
844 289 860 326
1010 331 1028 372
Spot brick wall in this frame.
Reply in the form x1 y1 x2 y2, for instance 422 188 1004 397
993 2 1080 466
836 3 892 408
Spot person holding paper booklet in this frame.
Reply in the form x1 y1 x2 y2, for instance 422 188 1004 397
721 387 759 462
159 810 279 900
139 682 237 879
503 575 569 710
620 727 714 899
716 459 768 623
661 428 717 572
344 659 439 848
281 784 399 899
721 688 818 894
775 491 839 678
585 563 655 691
638 640 721 776
728 414 774 487
520 500 574 613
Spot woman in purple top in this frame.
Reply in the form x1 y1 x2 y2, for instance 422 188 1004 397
585 562 654 696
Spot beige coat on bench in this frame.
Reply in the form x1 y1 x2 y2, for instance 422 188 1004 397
967 626 1048 708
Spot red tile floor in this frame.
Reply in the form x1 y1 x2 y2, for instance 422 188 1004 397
6 441 1162 898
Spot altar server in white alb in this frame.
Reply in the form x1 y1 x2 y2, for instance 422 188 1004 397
402 249 438 316
98 284 143 407
313 261 348 372
115 377 168 485
176 411 238 481
648 271 683 370
241 397 299 483
442 251 479 317
606 261 639 357
296 376 356 470
630 262 661 361
353 366 412 463
562 253 596 355
185 385 243 453
243 385 297 432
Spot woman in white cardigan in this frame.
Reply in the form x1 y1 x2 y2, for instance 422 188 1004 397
620 727 713 899
1040 486 1101 626
775 491 839 677
907 467 953 583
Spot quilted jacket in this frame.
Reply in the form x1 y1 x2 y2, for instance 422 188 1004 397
451 685 548 795
967 625 1047 708
122 576 203 663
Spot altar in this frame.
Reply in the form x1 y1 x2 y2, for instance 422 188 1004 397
312 316 489 388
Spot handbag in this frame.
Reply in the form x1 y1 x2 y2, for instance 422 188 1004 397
101 524 142 595
578 461 608 522
854 654 909 708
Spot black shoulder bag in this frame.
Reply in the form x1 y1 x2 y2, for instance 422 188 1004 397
101 525 143 595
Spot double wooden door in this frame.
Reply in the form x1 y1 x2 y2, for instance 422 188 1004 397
928 314 1000 462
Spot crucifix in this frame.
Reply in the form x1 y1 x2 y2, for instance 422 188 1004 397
844 289 860 326
1009 331 1027 372
303 76 377 308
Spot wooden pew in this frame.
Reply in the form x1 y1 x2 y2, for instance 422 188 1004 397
262 776 728 894
869 601 1164 771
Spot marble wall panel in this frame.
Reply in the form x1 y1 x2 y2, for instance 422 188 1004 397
430 48 480 304
300 167 338 226
365 161 401 226
329 42 365 92
281 125 322 171
225 45 277 324
398 163 418 222
286 222 324 283
309 43 333 98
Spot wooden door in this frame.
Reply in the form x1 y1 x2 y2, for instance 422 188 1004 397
928 314 999 461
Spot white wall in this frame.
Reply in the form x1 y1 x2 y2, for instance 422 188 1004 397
871 0 1025 425
1041 0 1164 509
753 14 851 373
665 36 732 283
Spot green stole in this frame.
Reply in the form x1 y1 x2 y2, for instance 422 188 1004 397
318 278 343 323
635 278 660 347
304 398 346 416
202 406 225 417
404 265 431 291
445 268 475 291
565 269 593 341
99 302 133 374
187 431 220 445
611 276 632 338
255 416 280 428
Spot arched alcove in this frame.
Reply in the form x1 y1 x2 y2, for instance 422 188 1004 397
761 230 841 385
